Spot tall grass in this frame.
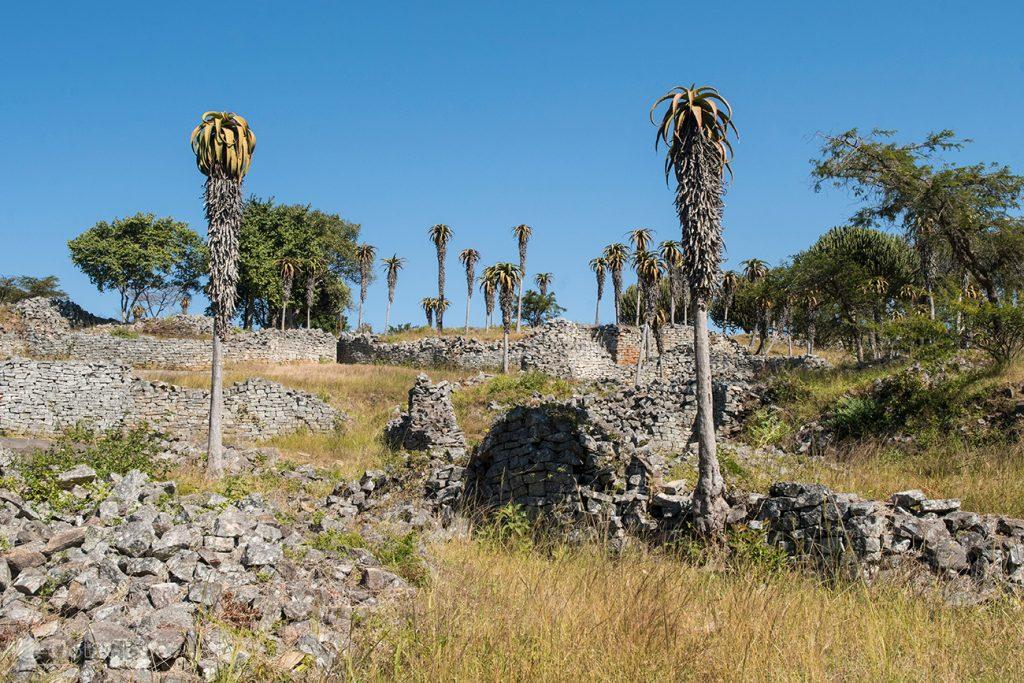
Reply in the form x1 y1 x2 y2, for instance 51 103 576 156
347 539 1024 681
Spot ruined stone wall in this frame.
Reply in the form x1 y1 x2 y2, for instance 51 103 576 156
21 328 337 369
0 360 340 442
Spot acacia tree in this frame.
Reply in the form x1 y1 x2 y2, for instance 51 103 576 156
659 240 684 324
68 213 207 322
602 243 629 325
381 255 405 332
628 228 655 325
512 224 533 332
189 111 255 477
589 257 606 325
421 297 435 328
534 272 553 297
652 84 737 537
355 244 376 331
486 262 522 372
428 224 454 332
459 248 480 334
480 267 497 330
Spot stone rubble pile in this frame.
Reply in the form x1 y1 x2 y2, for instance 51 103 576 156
0 457 412 680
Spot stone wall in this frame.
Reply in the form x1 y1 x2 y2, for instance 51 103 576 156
21 328 337 369
0 360 340 442
384 374 466 458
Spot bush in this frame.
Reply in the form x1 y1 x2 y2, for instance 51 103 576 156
882 313 956 363
477 504 534 552
961 300 1024 366
826 395 883 440
12 425 164 513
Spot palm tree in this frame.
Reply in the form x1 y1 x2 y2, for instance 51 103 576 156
189 111 256 477
381 255 406 332
421 297 435 328
535 272 553 297
277 257 300 331
434 297 450 333
741 258 769 348
354 244 376 331
720 270 739 333
480 268 497 330
633 249 663 385
485 262 522 373
628 228 655 325
602 243 629 325
659 240 684 324
512 224 533 332
652 83 737 537
589 257 606 325
459 248 481 335
303 257 325 329
428 224 454 332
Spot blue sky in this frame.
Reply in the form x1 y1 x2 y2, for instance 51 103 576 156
2 1 1023 329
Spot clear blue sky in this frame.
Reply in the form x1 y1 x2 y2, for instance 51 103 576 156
2 1 1023 329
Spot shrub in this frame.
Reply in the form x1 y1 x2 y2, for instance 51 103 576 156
108 327 140 339
743 408 792 448
826 395 883 440
882 313 956 363
477 503 534 552
14 425 164 513
961 300 1024 366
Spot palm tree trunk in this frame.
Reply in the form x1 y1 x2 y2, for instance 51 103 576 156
594 295 601 326
691 299 727 536
634 291 641 327
670 296 676 326
357 297 364 330
502 328 510 373
207 321 225 478
515 282 523 333
385 298 393 332
635 324 646 386
465 291 472 335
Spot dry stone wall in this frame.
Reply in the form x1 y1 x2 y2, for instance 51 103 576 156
384 374 467 458
0 360 340 442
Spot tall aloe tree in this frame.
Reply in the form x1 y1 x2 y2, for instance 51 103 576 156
381 255 406 332
633 249 663 385
589 257 606 325
480 267 497 330
421 297 437 328
628 228 655 325
535 272 553 297
512 224 532 332
741 258 769 348
355 243 376 331
428 224 454 332
602 243 629 325
303 257 325 329
659 240 684 324
189 111 255 477
459 248 480 334
652 83 737 537
433 297 450 333
720 270 739 333
277 257 300 330
485 262 522 373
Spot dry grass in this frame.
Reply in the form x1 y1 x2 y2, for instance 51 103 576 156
726 332 851 365
380 325 529 344
140 361 472 479
347 539 1024 682
732 442 1024 518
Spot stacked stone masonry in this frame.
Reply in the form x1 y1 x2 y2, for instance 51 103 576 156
384 374 467 457
0 360 340 442
3 298 337 368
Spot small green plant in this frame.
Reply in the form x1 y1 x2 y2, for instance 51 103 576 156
726 526 790 575
743 408 792 448
108 327 140 339
308 529 367 554
16 425 165 514
477 503 534 552
375 532 429 586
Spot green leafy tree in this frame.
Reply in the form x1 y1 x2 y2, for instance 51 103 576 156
521 289 566 327
0 276 65 305
68 213 207 322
